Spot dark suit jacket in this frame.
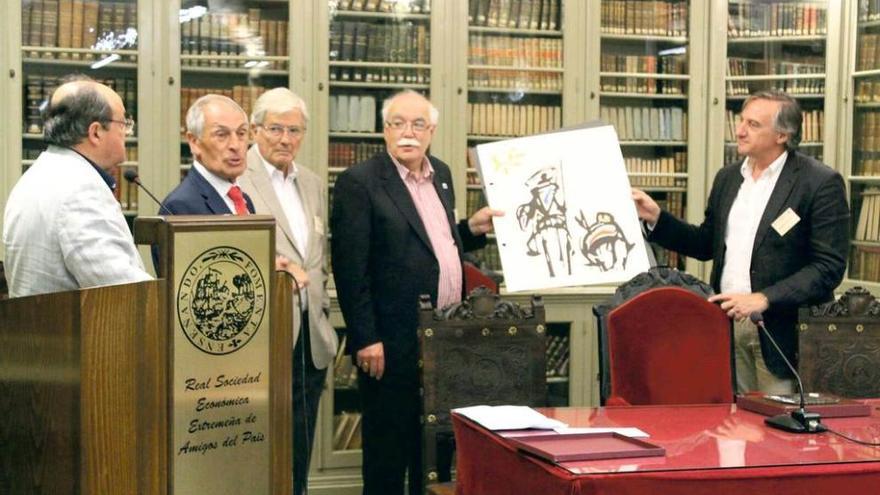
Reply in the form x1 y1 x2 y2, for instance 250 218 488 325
163 166 255 215
330 152 486 384
649 150 849 377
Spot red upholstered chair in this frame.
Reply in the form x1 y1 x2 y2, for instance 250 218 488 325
463 261 499 294
605 286 734 406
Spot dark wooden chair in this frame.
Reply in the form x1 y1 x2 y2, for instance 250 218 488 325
418 287 546 490
594 267 734 405
799 286 880 398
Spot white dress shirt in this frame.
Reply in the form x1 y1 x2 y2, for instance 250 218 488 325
3 145 152 298
192 160 240 213
720 151 787 294
257 150 310 309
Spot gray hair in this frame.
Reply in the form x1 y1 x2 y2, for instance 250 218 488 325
381 89 439 125
251 87 310 125
186 94 248 138
43 79 113 147
743 90 802 151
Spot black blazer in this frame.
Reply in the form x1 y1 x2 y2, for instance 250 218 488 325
649 150 849 377
163 167 255 215
330 152 486 383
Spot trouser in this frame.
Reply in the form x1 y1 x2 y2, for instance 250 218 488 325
293 313 328 495
358 370 422 495
733 318 795 395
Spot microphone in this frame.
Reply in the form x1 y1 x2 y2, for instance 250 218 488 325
123 169 173 215
749 312 826 434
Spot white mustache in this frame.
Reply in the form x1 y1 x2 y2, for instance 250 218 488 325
396 138 421 147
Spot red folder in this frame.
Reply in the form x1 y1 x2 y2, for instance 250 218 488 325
736 394 871 418
506 432 665 463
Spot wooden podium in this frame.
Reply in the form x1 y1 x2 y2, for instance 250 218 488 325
0 216 293 494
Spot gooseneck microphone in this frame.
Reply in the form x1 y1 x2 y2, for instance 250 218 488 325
123 169 173 215
749 312 826 433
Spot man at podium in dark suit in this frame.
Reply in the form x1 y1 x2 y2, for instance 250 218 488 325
162 94 255 216
632 90 849 395
331 90 501 495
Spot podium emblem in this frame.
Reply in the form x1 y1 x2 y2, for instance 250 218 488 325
177 246 267 355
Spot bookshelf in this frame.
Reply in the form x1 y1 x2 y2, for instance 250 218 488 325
177 2 290 174
848 0 880 284
19 0 141 217
599 0 692 270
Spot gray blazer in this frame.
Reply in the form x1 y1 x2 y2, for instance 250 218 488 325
238 145 338 369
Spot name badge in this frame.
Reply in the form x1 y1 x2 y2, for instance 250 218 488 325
771 208 800 236
314 216 324 235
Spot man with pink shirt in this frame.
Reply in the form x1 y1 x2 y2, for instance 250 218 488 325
331 90 500 495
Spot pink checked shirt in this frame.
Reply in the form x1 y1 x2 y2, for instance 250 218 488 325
392 154 463 308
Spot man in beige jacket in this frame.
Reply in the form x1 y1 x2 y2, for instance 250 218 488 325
238 88 338 495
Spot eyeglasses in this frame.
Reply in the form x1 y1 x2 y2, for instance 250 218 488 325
384 119 431 133
260 124 306 139
106 117 135 136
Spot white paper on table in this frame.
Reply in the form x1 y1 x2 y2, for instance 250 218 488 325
474 124 651 292
553 426 650 438
453 405 568 431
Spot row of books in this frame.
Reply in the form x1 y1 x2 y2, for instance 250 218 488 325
179 85 267 135
854 112 880 154
727 57 825 77
853 157 880 177
600 53 688 75
545 334 569 378
472 239 502 272
24 75 137 134
850 246 880 282
469 70 562 91
335 0 431 14
466 189 488 218
22 0 136 57
859 0 880 22
726 79 825 97
625 153 687 188
600 1 689 37
332 335 359 389
332 411 362 451
110 165 138 211
181 10 288 69
727 2 827 38
467 102 562 137
468 0 560 31
858 35 880 72
329 95 378 133
329 21 429 84
652 191 685 268
600 105 687 142
468 35 562 68
855 188 880 242
329 142 386 169
724 109 823 144
855 80 880 103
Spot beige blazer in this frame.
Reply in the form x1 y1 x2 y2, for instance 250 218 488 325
239 145 338 369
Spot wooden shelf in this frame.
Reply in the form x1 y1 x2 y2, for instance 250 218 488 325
330 81 429 90
727 34 826 44
468 26 562 37
331 9 429 21
599 92 687 100
600 33 688 43
468 64 564 73
469 87 562 95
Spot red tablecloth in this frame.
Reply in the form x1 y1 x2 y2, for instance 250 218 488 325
453 403 880 495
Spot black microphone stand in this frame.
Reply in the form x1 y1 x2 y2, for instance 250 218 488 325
750 313 826 434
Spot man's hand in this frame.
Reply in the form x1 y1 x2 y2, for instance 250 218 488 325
632 188 661 225
356 342 385 380
708 292 769 322
468 207 504 235
275 255 310 289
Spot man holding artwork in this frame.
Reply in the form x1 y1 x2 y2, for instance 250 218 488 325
330 90 500 495
632 90 849 394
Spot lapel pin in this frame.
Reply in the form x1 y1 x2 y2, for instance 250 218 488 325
441 182 448 190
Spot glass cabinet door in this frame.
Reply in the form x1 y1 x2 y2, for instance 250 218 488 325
850 0 880 283
724 1 828 164
178 1 290 177
21 0 140 218
600 0 690 270
464 0 564 275
325 0 434 457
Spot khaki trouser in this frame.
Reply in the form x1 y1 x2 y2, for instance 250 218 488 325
733 318 795 395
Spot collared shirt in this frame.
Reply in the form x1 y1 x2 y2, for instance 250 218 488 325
258 150 309 258
390 153 462 308
68 147 117 191
720 151 788 294
192 161 239 214
257 148 310 310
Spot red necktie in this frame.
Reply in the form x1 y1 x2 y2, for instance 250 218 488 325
227 185 248 215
